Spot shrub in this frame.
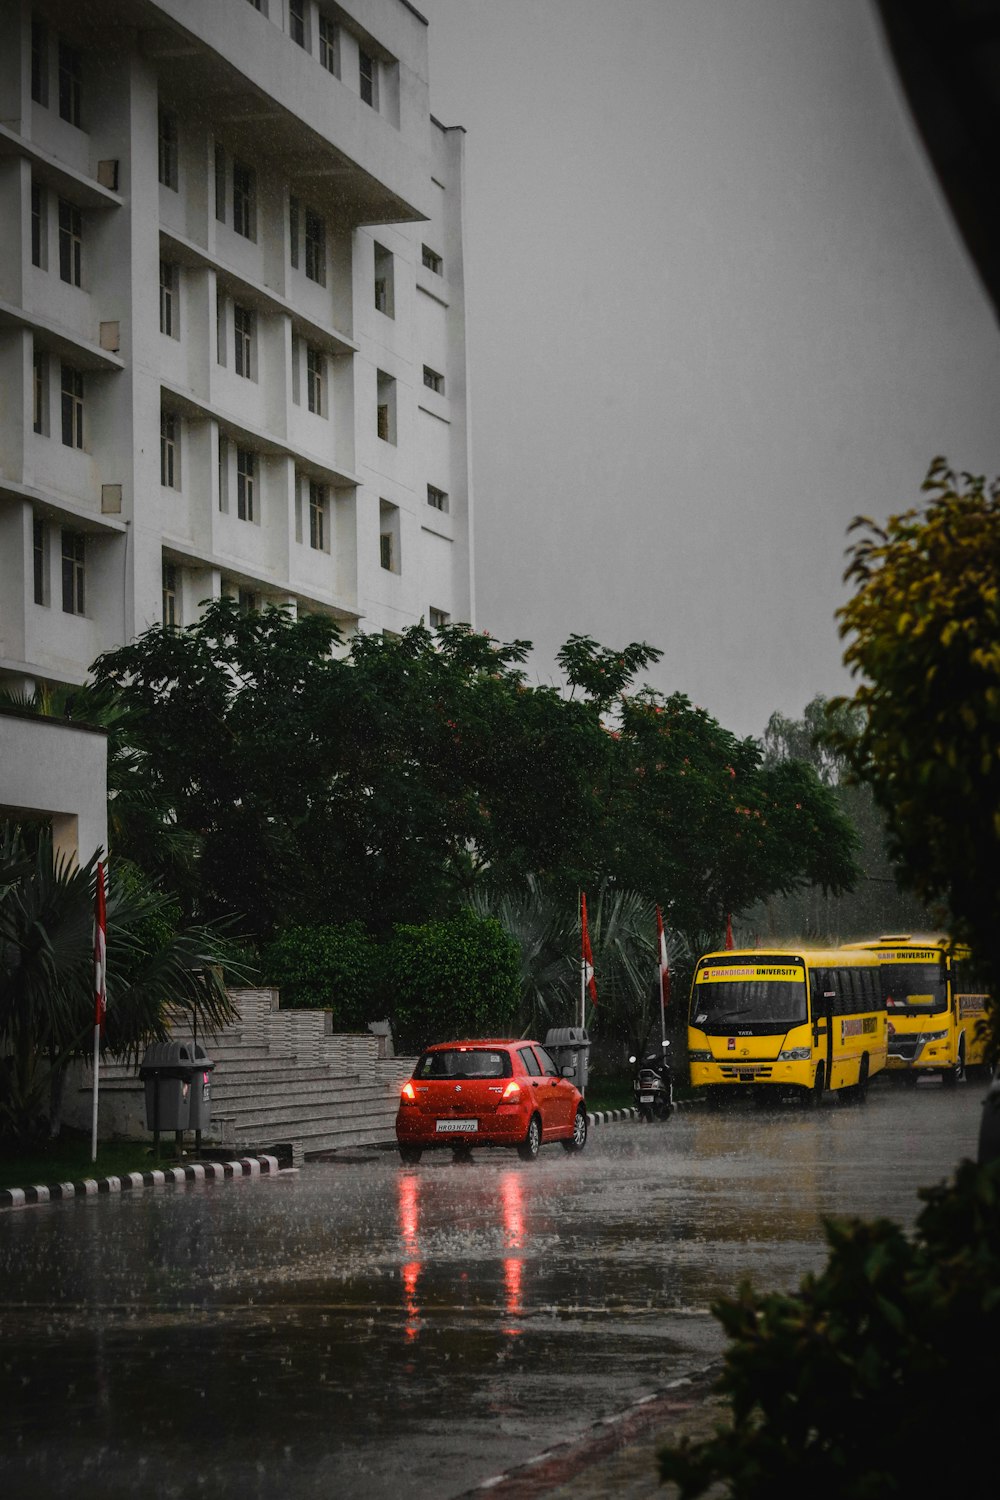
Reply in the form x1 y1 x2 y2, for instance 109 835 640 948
383 908 520 1052
658 1155 1000 1499
261 922 378 1028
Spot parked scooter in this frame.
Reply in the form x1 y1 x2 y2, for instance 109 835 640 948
629 1040 675 1122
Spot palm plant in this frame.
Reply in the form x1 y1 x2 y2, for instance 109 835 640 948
0 829 241 1145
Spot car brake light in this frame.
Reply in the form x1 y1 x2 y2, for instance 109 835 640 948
400 1081 416 1102
502 1081 521 1100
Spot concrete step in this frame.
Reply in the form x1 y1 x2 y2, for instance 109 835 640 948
211 1092 398 1128
212 1068 362 1093
214 1080 395 1116
213 1114 399 1156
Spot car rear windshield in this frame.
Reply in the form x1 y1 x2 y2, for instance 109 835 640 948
415 1049 513 1080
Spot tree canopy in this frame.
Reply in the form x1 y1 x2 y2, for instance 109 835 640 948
88 601 857 962
829 457 1000 1028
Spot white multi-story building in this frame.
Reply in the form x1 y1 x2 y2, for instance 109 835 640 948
0 0 473 694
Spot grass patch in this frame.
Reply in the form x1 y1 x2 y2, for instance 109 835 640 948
0 1138 175 1192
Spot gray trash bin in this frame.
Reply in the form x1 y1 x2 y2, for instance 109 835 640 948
139 1041 195 1134
544 1027 590 1091
186 1044 216 1134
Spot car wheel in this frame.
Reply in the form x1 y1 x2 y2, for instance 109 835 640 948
562 1106 588 1152
398 1146 422 1165
517 1113 542 1162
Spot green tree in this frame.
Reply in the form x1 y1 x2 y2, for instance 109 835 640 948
601 690 859 936
382 909 520 1052
829 458 1000 1041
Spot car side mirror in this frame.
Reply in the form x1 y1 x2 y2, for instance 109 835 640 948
561 1065 575 1078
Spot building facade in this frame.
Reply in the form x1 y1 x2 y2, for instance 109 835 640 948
0 0 473 693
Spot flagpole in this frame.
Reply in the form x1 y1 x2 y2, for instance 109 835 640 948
579 891 586 1032
91 860 107 1164
90 1021 100 1162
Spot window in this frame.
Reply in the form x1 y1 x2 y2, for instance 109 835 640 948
429 607 450 628
232 160 255 238
374 242 394 316
376 370 396 444
421 244 443 275
289 195 299 268
305 207 325 284
160 410 178 487
57 199 82 286
309 481 327 551
31 19 48 107
379 500 399 572
289 0 306 47
158 110 178 189
422 365 445 395
216 286 226 365
61 528 85 615
233 303 255 378
162 562 178 627
33 350 47 435
58 41 82 127
218 432 229 511
30 180 46 269
236 446 256 521
214 144 226 223
319 17 340 75
306 344 324 414
359 48 378 109
33 518 47 605
427 484 448 513
159 260 177 336
238 588 258 614
60 364 83 448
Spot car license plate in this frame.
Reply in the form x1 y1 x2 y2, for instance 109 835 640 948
436 1119 477 1133
639 1093 654 1103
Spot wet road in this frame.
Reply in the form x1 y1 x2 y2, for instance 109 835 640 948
0 1082 984 1498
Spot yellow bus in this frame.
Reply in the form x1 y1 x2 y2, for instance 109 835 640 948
687 946 887 1106
848 936 990 1084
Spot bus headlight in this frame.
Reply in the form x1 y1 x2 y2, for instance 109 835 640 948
778 1046 811 1061
687 1050 712 1063
916 1031 948 1046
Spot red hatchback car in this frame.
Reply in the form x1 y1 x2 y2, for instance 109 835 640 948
395 1039 589 1163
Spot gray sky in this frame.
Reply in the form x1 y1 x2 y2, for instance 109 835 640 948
418 0 1000 739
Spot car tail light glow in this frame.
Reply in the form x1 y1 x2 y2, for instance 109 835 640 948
400 1081 416 1103
502 1080 521 1100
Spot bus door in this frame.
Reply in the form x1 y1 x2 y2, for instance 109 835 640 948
811 969 835 1086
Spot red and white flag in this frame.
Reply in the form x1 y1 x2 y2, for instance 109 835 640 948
656 904 671 1010
94 860 107 1028
581 892 598 1005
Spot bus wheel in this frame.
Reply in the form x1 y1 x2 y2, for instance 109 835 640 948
841 1054 870 1105
943 1039 966 1087
805 1063 824 1108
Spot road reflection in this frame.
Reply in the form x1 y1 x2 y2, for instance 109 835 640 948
396 1166 527 1338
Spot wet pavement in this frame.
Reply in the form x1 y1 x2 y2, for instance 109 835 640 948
0 1081 985 1498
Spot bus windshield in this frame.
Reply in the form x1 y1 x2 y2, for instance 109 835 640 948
879 963 946 1013
692 963 808 1029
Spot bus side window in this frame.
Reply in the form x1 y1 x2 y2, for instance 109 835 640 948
830 970 846 1016
811 970 829 1017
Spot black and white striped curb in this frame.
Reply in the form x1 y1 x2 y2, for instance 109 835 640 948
586 1106 640 1126
0 1154 282 1210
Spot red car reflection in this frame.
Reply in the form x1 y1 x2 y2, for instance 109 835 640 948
395 1039 588 1163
